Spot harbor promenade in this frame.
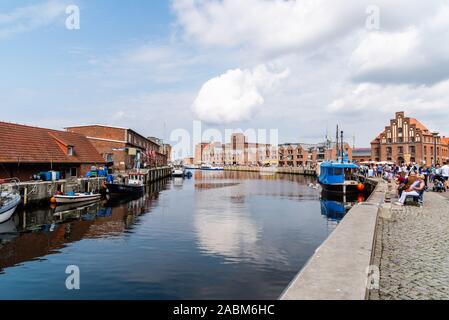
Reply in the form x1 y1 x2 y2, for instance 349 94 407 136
370 185 449 300
281 178 386 300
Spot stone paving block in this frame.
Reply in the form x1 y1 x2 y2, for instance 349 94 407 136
374 190 449 300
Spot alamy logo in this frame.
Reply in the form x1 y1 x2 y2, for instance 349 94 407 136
65 265 80 290
66 5 80 30
365 5 380 31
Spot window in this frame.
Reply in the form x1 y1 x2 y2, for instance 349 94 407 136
334 168 343 176
67 167 77 177
67 146 74 156
105 153 114 162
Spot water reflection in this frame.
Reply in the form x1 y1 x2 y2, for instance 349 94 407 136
320 191 367 224
193 171 319 266
0 171 365 299
0 179 169 273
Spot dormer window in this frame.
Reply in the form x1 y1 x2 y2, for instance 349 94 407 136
68 146 74 156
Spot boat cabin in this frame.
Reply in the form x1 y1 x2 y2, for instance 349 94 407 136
128 173 145 186
319 162 358 185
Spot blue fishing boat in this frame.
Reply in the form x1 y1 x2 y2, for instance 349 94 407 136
318 127 360 195
318 162 359 194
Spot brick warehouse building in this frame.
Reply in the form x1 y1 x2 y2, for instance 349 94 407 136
278 141 352 168
0 122 105 181
352 148 372 163
66 125 167 172
371 111 449 165
194 133 278 166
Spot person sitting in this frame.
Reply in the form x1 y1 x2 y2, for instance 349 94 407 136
396 173 408 197
395 175 425 206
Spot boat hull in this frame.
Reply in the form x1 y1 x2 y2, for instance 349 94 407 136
320 183 359 195
106 183 144 197
0 194 21 224
55 194 101 204
172 169 185 177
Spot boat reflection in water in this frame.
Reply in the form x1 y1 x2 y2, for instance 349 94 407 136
0 179 169 273
320 191 367 222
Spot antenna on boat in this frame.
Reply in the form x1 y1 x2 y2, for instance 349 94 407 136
340 130 344 163
336 125 339 162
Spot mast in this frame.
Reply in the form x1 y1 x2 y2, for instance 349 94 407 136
336 125 339 161
340 130 344 163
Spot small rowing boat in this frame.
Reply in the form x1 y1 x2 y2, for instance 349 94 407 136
53 192 101 204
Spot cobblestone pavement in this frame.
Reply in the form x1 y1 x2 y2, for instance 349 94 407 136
377 191 449 300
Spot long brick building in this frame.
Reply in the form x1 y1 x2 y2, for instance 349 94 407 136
278 141 352 168
194 133 278 166
66 125 167 172
0 121 105 181
371 111 449 165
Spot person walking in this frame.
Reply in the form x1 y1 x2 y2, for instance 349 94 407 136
368 166 375 178
441 162 449 190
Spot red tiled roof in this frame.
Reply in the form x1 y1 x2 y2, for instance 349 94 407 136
409 118 430 132
0 121 106 164
442 137 449 146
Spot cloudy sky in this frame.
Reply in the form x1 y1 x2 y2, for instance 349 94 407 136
1 0 448 156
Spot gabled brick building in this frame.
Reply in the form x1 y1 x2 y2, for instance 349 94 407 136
371 111 449 165
66 125 167 172
0 121 105 181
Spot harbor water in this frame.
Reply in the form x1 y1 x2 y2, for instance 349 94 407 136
0 171 363 299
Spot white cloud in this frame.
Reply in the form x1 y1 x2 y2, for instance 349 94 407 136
327 81 449 120
350 4 449 84
172 0 365 56
0 0 68 39
192 64 289 124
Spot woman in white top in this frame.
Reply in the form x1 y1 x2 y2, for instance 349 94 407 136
395 176 425 206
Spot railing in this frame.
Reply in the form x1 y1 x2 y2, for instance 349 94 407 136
0 178 20 198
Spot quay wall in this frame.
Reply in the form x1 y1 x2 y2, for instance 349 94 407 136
224 166 317 176
2 166 172 206
281 178 386 300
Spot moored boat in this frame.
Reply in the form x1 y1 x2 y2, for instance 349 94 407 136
200 164 224 171
106 172 145 197
172 167 186 177
0 178 21 224
0 192 21 224
53 192 101 204
318 162 360 195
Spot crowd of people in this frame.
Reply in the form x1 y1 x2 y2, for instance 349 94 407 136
358 162 449 206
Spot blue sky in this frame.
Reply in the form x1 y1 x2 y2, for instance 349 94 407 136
1 0 449 156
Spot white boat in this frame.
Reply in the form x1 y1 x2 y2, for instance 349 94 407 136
200 164 224 171
0 192 21 224
172 167 186 177
54 193 101 204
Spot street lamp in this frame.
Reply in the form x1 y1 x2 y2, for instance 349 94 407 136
433 132 439 166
